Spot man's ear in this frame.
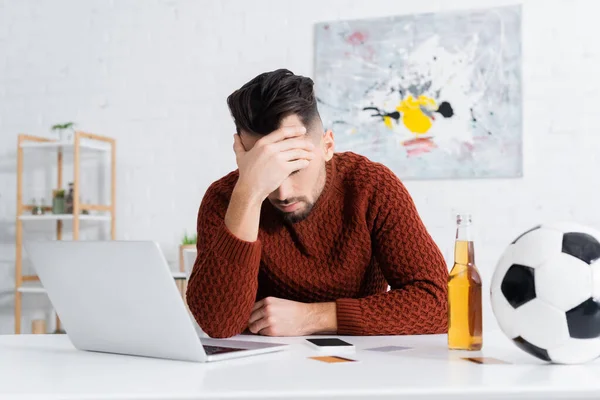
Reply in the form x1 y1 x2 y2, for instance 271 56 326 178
237 131 249 152
322 129 335 161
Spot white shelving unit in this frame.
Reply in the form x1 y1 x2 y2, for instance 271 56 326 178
15 132 116 334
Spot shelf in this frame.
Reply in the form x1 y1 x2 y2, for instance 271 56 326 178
17 286 47 294
20 141 111 152
19 214 112 222
23 204 112 212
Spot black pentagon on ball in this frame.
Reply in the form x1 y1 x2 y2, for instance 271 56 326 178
513 336 551 362
562 232 600 264
511 225 541 244
566 298 600 339
501 264 536 309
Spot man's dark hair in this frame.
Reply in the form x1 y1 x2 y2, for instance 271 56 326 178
227 69 320 135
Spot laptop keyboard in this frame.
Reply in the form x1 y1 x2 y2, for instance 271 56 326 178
203 345 244 356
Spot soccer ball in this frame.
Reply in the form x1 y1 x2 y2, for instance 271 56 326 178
490 222 600 364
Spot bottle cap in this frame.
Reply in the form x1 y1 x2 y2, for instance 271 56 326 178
456 214 472 224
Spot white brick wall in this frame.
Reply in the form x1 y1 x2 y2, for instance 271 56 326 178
1 0 599 334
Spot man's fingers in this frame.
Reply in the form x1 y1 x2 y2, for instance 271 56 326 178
258 327 276 336
251 299 264 312
279 149 315 163
259 126 306 145
272 137 315 153
286 159 311 172
248 306 266 325
248 316 272 334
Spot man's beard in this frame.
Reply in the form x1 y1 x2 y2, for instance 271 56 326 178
281 201 315 224
274 163 326 224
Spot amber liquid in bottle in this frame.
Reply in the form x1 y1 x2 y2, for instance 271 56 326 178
448 215 482 350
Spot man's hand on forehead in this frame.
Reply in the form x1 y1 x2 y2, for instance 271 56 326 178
232 123 315 202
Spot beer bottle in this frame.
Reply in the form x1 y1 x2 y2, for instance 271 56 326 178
448 214 482 350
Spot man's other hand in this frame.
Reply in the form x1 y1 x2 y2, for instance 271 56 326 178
248 297 337 336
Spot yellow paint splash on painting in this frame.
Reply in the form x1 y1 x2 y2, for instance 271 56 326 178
383 116 393 129
396 95 437 135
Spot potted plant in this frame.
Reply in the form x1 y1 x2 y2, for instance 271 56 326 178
51 122 75 143
52 189 66 214
179 232 197 273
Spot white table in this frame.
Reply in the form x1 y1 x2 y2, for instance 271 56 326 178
2 331 600 400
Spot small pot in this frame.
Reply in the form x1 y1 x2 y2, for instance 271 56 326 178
179 244 196 273
59 128 75 143
52 197 65 214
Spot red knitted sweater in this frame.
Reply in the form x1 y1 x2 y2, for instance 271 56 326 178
187 152 448 338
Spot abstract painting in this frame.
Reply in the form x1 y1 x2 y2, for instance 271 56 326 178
314 5 522 179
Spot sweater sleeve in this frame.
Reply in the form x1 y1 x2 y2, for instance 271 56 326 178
335 166 448 336
186 183 262 338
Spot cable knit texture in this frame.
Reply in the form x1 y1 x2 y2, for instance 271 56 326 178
187 152 448 338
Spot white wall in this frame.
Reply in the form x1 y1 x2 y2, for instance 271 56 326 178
1 0 599 334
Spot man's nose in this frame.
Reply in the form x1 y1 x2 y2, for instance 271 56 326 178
274 180 293 201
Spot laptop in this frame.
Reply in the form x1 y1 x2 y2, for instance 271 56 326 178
24 240 289 362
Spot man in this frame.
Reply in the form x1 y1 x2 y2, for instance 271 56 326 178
186 69 448 338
